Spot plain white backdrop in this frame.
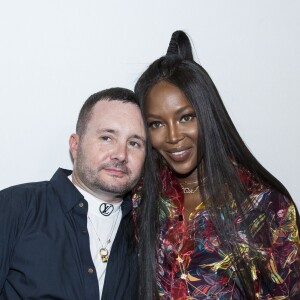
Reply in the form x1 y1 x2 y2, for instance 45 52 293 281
0 1 299 206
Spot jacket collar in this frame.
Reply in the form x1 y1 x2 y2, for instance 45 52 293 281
50 168 83 212
50 168 133 216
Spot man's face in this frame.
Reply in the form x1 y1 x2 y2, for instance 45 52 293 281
70 100 146 202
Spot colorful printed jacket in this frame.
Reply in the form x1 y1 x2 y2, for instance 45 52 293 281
133 167 300 299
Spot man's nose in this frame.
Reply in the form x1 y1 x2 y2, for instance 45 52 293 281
110 142 128 163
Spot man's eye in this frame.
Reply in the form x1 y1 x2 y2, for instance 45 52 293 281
129 141 141 148
148 121 162 129
101 136 111 142
181 114 195 123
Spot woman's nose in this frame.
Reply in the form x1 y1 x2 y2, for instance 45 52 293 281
166 122 184 144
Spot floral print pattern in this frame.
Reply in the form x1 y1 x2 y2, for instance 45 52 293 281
133 166 300 299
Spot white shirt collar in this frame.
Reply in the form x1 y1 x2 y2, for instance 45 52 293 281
68 174 122 217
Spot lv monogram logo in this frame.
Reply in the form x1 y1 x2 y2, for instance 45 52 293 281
99 203 114 216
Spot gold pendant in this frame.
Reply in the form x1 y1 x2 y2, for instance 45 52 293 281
181 185 199 194
100 248 109 263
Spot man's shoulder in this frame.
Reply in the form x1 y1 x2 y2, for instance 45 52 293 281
0 168 71 197
0 180 50 196
0 181 54 228
0 181 53 212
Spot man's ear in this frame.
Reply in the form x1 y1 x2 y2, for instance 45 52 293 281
69 133 80 161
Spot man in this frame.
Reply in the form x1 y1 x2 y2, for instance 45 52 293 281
0 88 146 299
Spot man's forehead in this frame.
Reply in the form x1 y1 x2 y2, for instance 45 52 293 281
93 99 140 115
96 128 145 141
89 101 145 137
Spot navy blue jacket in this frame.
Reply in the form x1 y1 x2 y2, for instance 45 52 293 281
0 168 138 299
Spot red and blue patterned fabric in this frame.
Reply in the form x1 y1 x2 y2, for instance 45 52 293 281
133 166 300 299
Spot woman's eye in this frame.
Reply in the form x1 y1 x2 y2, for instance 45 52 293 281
180 114 195 123
148 121 162 129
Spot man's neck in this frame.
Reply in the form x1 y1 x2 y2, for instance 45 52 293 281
71 172 123 204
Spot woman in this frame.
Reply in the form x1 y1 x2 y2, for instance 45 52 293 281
133 31 300 299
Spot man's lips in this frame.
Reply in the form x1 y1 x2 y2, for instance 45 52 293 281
104 168 128 176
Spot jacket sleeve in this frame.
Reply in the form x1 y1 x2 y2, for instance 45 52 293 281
0 187 27 291
256 191 300 299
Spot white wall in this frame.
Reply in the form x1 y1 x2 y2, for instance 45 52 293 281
1 1 299 206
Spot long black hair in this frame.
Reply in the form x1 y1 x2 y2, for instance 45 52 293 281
135 30 297 299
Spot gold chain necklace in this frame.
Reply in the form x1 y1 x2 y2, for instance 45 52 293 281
88 208 121 263
180 185 199 194
180 177 207 194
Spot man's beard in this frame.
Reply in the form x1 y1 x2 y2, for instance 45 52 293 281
75 146 139 196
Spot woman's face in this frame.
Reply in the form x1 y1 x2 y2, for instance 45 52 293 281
145 81 199 176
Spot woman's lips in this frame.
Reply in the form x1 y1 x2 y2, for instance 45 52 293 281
166 148 192 162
